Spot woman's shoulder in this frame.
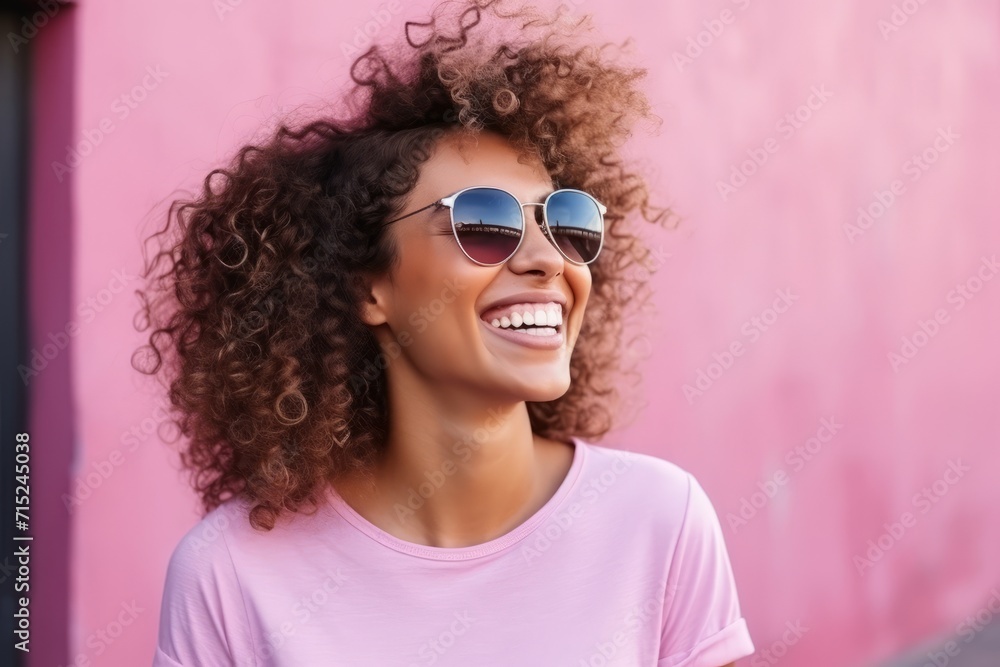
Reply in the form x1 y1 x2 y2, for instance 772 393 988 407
156 498 260 664
575 439 720 531
162 496 253 580
162 494 346 577
574 440 737 579
579 440 695 498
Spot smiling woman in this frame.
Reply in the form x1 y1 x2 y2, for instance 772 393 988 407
134 0 754 665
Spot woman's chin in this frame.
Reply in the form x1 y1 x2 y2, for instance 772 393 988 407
513 375 573 403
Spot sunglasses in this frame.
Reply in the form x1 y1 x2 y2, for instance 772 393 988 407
384 186 607 266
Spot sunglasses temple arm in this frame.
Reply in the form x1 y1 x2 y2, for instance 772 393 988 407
385 200 442 225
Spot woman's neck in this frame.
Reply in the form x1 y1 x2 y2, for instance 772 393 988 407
331 431 574 549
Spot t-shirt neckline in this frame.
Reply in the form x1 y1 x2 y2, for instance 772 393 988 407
325 435 587 561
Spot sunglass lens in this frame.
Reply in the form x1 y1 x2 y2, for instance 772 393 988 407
545 190 604 264
451 188 523 265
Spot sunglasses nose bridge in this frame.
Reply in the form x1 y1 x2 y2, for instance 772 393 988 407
519 201 546 227
519 201 555 239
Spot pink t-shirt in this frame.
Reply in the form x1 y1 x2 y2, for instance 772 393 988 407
152 436 754 666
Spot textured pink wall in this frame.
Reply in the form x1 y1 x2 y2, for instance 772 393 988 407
38 0 999 665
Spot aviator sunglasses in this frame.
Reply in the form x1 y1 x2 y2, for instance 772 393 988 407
384 186 607 266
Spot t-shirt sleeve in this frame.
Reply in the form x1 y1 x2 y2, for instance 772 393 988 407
152 512 254 667
658 472 755 667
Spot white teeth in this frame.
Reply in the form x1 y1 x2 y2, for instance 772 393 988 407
485 304 565 331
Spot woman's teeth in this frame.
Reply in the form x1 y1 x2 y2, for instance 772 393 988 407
489 306 563 334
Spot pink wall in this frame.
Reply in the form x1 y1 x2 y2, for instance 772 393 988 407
31 0 999 665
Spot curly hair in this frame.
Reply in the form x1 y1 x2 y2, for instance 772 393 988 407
133 0 675 532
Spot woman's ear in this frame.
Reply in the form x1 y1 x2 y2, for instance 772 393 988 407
356 271 389 328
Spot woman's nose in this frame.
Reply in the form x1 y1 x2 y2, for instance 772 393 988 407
506 203 565 271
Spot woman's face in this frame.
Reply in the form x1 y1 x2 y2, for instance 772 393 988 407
362 129 593 404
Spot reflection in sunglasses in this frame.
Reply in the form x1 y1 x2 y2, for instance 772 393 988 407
454 222 521 238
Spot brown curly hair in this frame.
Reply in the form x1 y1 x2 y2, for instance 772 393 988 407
133 0 675 531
